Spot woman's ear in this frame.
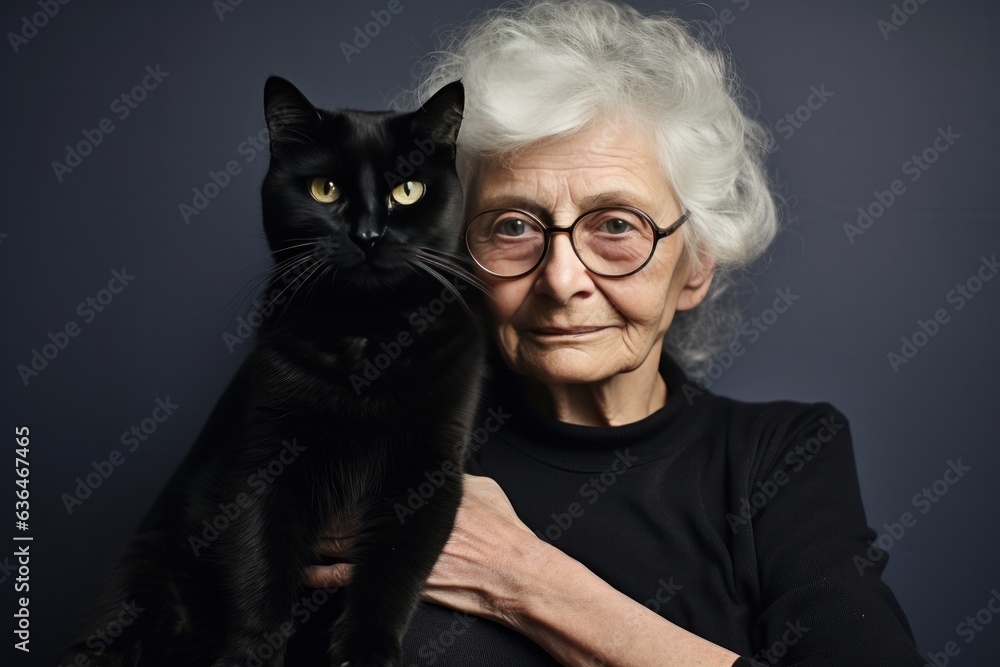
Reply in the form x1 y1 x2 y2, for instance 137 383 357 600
676 253 715 312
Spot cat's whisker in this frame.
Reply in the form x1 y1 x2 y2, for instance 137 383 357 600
215 251 316 327
423 260 490 296
249 251 317 295
275 257 327 327
412 245 478 273
412 249 493 296
238 241 321 270
235 253 312 302
293 256 331 301
415 248 487 285
416 245 473 264
265 256 321 317
233 254 317 329
301 258 337 305
268 250 322 278
409 257 476 321
306 263 336 305
235 245 318 289
411 254 470 288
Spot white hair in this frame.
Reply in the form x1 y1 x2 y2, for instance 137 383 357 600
409 0 779 375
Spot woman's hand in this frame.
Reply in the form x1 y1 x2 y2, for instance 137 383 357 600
415 473 552 627
302 474 553 629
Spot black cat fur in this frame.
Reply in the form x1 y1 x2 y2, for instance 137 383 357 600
59 76 488 667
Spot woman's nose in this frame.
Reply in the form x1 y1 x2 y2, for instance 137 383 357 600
533 233 594 303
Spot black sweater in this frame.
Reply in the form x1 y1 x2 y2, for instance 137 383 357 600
391 350 926 666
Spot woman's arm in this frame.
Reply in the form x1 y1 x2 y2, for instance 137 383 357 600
305 475 743 667
483 532 742 667
733 403 925 666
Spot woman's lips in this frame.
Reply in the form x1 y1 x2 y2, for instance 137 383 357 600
531 326 607 336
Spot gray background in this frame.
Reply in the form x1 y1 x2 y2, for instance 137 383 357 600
2 0 998 665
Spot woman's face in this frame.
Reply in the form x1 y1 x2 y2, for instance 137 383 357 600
464 117 714 385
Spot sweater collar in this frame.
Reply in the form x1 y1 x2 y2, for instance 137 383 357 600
482 346 710 471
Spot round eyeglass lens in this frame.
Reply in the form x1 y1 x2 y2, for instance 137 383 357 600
572 208 655 275
466 210 546 276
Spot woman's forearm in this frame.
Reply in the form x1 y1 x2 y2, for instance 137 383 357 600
505 543 741 667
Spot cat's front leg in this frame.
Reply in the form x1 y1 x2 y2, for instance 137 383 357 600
212 482 324 667
327 469 463 667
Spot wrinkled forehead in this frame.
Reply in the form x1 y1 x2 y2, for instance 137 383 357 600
462 117 677 221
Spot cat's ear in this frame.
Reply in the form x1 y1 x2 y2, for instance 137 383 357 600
263 76 321 141
411 80 464 145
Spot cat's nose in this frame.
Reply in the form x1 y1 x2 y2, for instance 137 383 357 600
354 231 379 254
353 217 384 254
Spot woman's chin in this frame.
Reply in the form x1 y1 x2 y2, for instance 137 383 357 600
507 346 624 385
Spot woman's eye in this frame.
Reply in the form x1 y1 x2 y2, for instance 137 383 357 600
603 218 633 234
309 178 340 203
497 218 528 237
390 181 426 205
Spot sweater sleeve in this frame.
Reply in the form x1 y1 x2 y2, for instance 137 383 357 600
736 402 925 666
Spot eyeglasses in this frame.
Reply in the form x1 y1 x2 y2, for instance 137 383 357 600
463 205 689 278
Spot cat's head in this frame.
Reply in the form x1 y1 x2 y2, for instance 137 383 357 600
260 76 467 305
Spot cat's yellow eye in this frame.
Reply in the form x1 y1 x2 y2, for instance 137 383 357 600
390 181 425 206
309 178 341 203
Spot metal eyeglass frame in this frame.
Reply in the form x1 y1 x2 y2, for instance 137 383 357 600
463 205 690 278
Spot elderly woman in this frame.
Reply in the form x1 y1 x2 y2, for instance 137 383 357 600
305 1 924 665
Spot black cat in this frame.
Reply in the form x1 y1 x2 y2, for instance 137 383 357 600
59 76 487 667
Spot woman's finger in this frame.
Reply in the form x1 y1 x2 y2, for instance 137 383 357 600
302 563 353 588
